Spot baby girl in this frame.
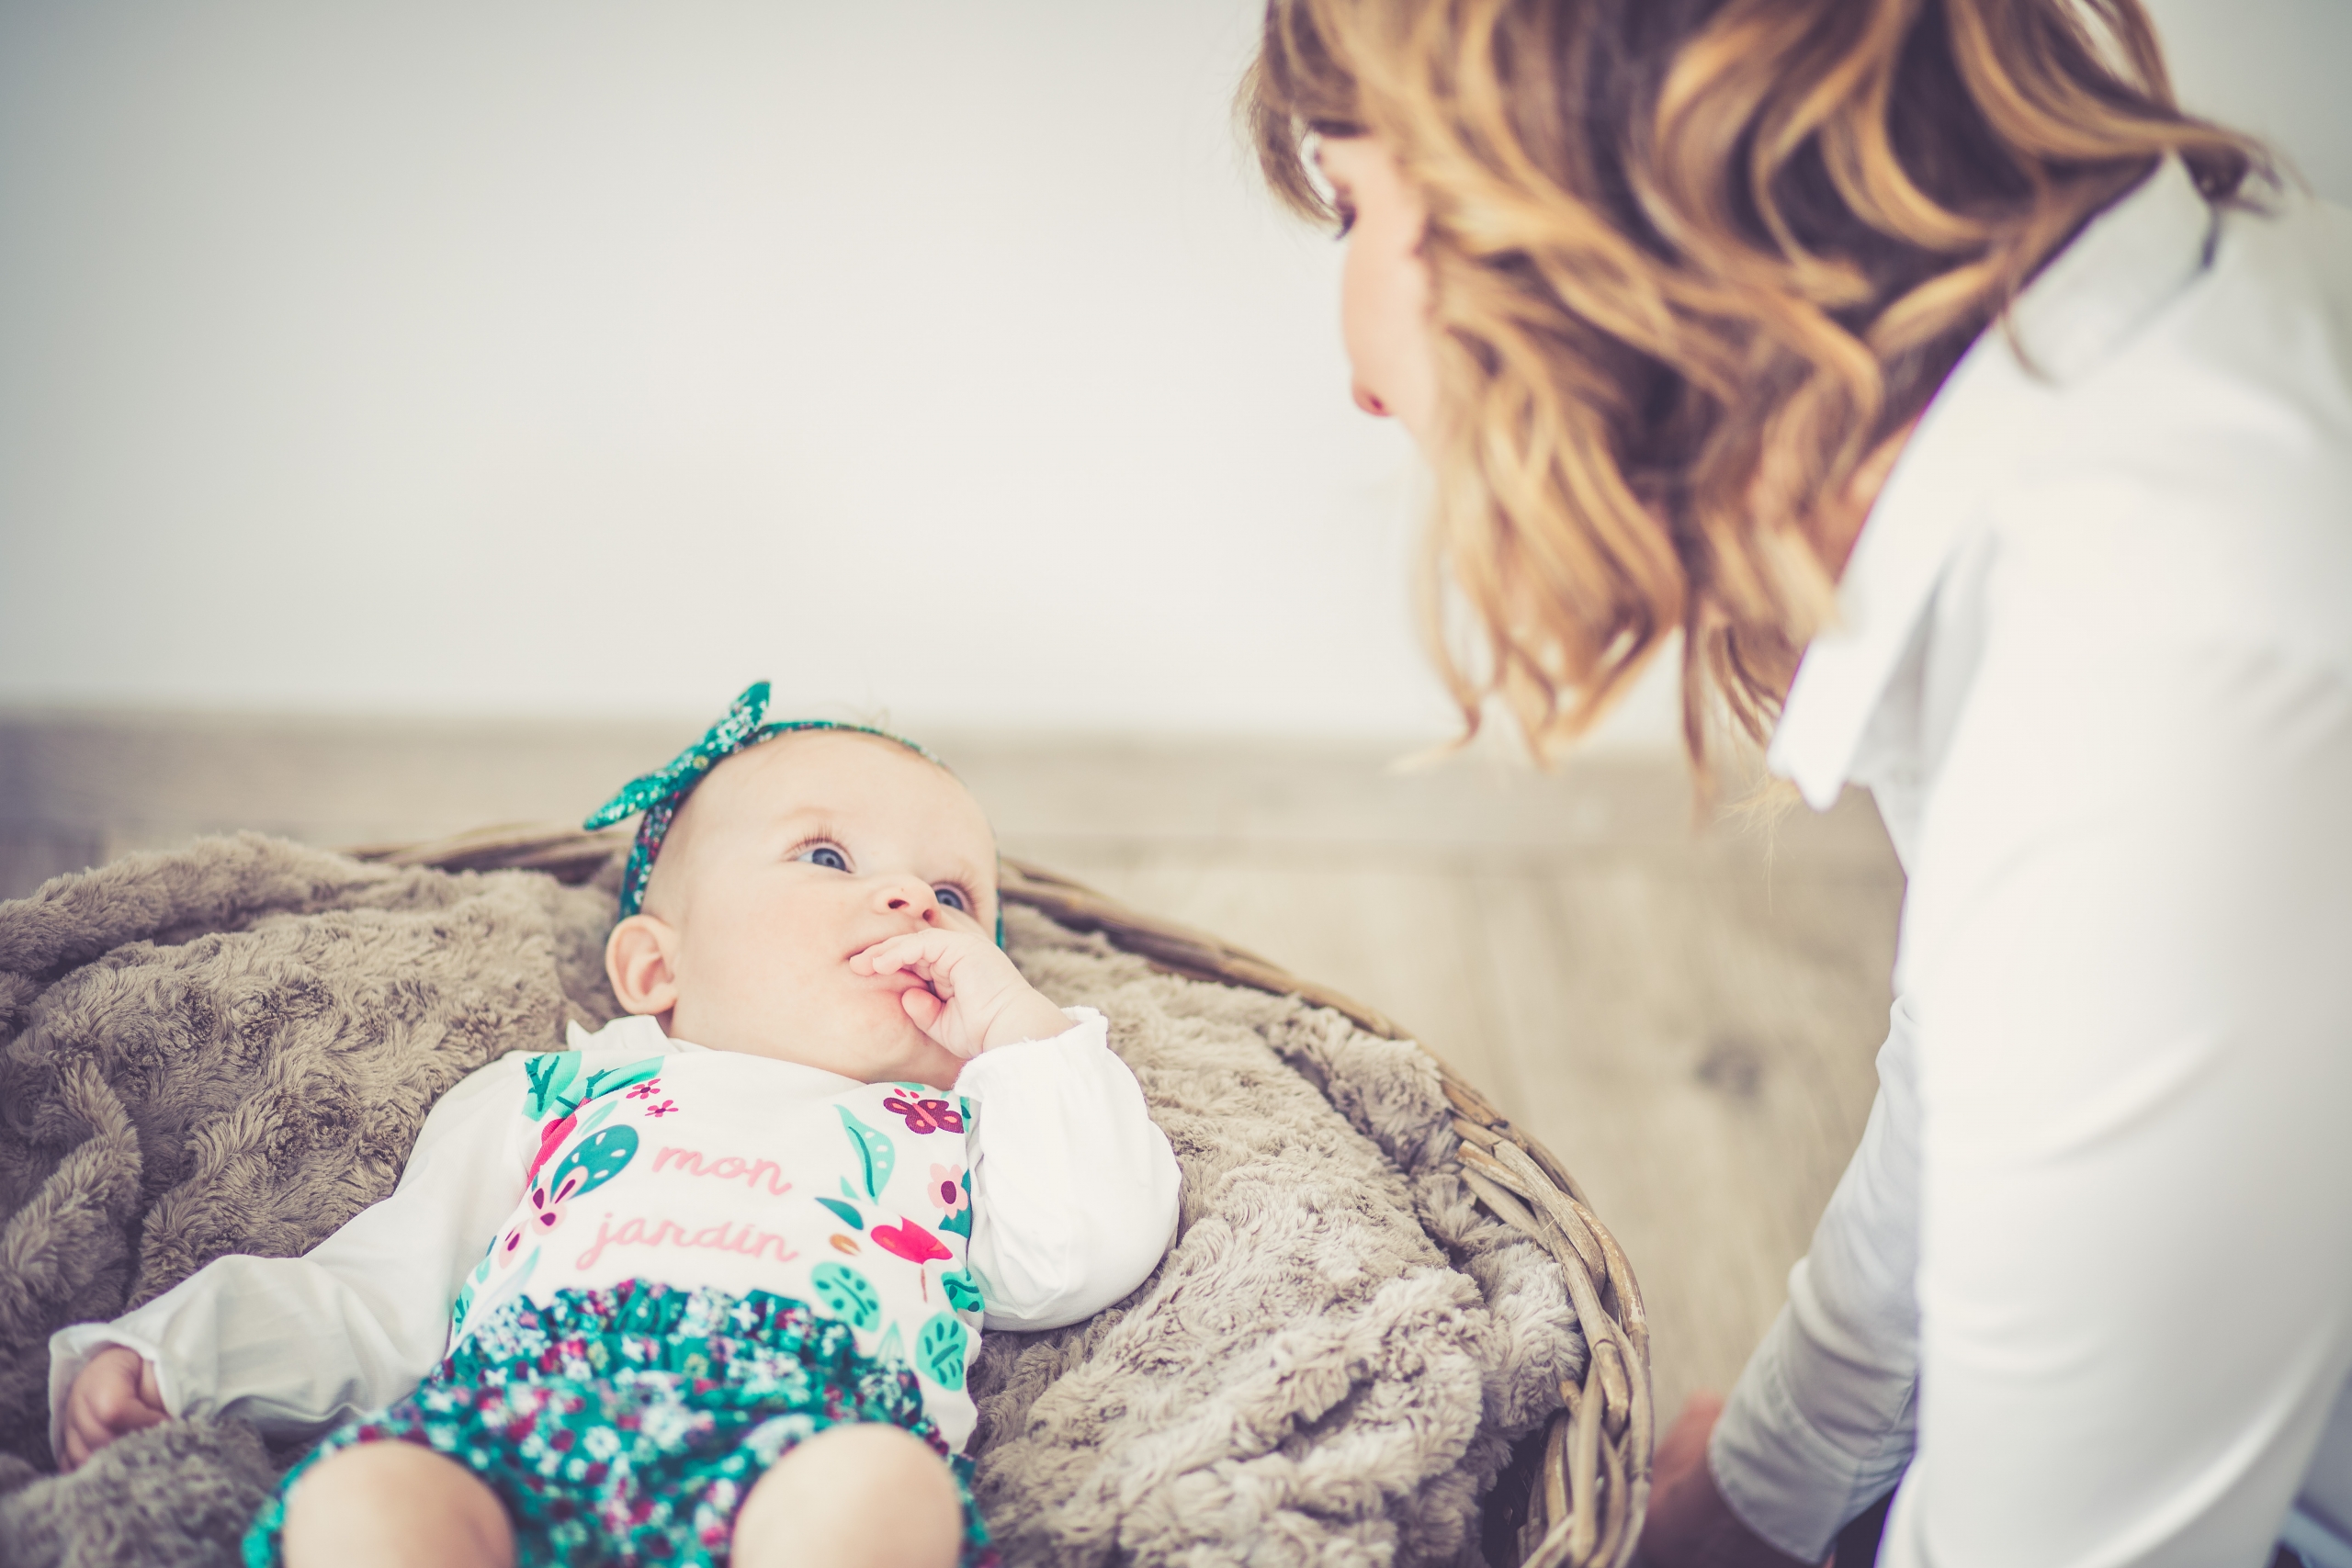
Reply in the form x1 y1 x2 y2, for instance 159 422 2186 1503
49 684 1182 1568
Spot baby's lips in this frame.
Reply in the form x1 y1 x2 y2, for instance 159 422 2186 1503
848 952 932 994
844 932 922 970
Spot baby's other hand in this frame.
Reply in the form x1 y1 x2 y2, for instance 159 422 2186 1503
62 1345 168 1470
850 929 1071 1058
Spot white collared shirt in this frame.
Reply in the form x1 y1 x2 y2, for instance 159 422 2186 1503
1710 160 2352 1566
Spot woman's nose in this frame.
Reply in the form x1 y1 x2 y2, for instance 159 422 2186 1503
1351 378 1391 418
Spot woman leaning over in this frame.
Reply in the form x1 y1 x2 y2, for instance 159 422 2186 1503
1245 1 2352 1564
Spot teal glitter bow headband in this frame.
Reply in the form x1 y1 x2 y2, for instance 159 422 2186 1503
584 682 1001 943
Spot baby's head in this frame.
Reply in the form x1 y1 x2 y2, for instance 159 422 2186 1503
597 719 1000 1089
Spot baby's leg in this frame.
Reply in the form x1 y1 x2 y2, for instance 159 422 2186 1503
730 1422 963 1568
279 1440 514 1568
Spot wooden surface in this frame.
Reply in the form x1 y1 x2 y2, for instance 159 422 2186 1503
0 710 1905 1426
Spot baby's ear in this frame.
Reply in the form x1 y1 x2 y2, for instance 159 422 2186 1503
605 914 683 1017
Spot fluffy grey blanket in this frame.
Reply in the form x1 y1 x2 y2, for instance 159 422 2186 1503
0 835 1579 1566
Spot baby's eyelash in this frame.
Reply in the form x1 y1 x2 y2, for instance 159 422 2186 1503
785 831 851 868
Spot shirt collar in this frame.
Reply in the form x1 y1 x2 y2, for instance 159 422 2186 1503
1766 158 2218 808
563 1011 871 1093
566 1011 677 1053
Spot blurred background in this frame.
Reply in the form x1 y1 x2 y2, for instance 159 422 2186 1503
3 0 2344 1425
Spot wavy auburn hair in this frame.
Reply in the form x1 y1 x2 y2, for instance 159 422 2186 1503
1247 0 2264 773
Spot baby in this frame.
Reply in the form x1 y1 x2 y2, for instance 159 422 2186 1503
50 684 1182 1568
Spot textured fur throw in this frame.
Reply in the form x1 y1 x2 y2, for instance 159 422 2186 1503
0 834 1579 1566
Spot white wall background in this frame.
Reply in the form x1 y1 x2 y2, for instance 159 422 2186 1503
0 0 2342 741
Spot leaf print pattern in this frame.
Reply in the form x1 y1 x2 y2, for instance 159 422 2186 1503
808 1263 882 1331
524 1053 664 1122
582 1059 664 1102
549 1125 639 1201
916 1313 968 1389
940 1271 984 1314
523 1053 582 1121
815 1197 864 1231
837 1108 897 1199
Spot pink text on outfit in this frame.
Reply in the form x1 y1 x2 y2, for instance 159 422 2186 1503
574 1212 800 1272
651 1144 794 1197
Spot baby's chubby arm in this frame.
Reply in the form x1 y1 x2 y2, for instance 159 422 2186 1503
850 928 1072 1059
956 1010 1182 1332
48 1049 541 1467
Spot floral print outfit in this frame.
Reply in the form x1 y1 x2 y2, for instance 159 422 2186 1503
243 1280 996 1567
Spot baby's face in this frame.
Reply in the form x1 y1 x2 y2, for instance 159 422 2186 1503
606 730 998 1087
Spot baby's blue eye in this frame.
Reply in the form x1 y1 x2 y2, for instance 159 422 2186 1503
800 845 849 872
935 886 967 912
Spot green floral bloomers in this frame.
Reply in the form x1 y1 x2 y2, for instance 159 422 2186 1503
243 1281 995 1568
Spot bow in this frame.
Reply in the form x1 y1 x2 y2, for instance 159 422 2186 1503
584 682 989 941
585 680 775 833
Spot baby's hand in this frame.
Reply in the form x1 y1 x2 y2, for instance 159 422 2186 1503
61 1345 168 1470
850 929 1071 1059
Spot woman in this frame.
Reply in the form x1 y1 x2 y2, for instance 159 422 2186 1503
1243 2 2352 1564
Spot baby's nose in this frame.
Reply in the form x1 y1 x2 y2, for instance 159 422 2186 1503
878 879 940 923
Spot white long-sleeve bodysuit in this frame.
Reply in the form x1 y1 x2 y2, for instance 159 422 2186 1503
49 1008 1180 1461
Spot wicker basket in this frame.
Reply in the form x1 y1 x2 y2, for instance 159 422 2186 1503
352 824 1657 1568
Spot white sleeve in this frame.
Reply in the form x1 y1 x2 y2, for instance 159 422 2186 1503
956 1007 1181 1333
48 1050 537 1457
1875 603 2352 1563
1709 998 1924 1562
